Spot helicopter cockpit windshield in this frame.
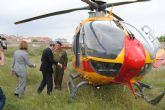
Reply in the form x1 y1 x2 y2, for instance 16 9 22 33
80 20 125 59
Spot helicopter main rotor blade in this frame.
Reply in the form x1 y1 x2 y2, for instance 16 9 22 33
81 0 99 9
105 10 124 21
15 6 90 24
101 0 151 9
112 12 124 21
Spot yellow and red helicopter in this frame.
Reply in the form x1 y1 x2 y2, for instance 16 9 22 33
15 0 165 105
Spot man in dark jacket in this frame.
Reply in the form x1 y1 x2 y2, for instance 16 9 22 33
0 87 5 110
37 41 62 95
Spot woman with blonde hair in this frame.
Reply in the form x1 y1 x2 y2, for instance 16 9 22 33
11 41 36 98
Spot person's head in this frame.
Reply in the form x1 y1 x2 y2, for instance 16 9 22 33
55 41 62 50
49 41 56 50
0 36 7 66
0 36 7 50
49 41 55 47
19 41 28 50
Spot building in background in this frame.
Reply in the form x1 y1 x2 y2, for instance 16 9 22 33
0 34 72 48
54 38 71 49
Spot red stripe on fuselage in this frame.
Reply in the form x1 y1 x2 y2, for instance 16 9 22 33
115 36 145 83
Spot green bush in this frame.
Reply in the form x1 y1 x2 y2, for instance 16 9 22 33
32 39 38 42
5 47 17 58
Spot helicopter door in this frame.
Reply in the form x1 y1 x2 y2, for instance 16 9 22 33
79 27 86 56
73 32 81 67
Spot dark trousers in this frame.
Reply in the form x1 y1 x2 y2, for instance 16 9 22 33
54 66 64 89
37 71 53 95
0 87 5 110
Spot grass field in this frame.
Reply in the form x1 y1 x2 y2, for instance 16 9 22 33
0 47 165 110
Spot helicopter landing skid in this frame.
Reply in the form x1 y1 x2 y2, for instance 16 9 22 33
67 74 89 98
135 82 165 105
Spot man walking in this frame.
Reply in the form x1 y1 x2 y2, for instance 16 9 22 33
37 41 62 95
53 41 68 90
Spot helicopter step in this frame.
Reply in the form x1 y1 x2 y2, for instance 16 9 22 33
134 82 165 105
67 73 89 98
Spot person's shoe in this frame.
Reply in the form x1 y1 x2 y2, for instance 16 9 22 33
57 88 62 91
14 93 23 98
47 92 52 95
55 86 61 91
18 94 24 98
14 93 18 96
37 89 42 94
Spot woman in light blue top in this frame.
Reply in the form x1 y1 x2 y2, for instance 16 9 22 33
11 41 36 98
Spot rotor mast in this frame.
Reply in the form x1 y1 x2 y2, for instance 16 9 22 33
82 0 107 17
88 11 106 17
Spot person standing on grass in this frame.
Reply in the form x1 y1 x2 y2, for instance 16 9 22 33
37 41 63 95
11 41 36 98
0 87 5 110
0 36 7 109
53 41 68 90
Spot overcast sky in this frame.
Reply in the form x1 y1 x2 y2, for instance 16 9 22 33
0 0 164 42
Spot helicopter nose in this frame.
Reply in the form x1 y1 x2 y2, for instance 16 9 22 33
116 36 146 82
125 39 145 70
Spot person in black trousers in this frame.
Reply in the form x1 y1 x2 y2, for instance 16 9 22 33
0 87 5 110
37 42 62 95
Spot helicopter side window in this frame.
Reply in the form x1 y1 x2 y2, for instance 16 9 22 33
79 28 86 56
72 35 77 55
72 31 81 67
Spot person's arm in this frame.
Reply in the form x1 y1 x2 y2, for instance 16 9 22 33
63 51 68 67
47 49 62 67
47 49 58 65
10 53 17 76
23 53 35 68
11 53 15 71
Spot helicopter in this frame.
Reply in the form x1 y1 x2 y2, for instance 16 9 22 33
15 0 165 105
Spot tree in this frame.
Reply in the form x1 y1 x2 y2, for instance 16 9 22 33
32 39 38 42
158 35 165 42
